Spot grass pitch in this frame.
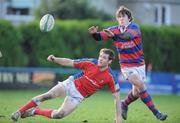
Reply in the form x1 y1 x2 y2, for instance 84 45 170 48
0 89 179 123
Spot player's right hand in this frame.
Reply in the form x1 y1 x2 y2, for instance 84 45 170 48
47 55 55 62
88 26 98 34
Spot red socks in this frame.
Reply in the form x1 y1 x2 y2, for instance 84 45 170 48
34 109 53 118
18 100 53 118
19 100 37 113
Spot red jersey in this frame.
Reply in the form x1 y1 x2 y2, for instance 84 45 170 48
73 58 120 97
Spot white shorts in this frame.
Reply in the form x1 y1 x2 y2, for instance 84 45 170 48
59 76 84 105
121 65 146 83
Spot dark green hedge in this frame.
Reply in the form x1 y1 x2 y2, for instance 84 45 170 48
142 25 180 72
0 20 28 66
0 19 180 72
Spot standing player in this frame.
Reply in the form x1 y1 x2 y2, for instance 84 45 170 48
88 6 167 121
11 48 122 123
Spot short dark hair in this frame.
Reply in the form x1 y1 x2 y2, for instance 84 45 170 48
116 6 133 22
100 48 115 61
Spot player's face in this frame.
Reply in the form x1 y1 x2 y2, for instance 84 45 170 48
98 52 111 68
117 14 130 26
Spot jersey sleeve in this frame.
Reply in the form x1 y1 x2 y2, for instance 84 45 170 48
92 26 119 41
92 32 109 41
107 69 120 93
73 58 97 70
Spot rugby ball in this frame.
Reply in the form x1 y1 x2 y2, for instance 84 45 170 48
40 14 54 32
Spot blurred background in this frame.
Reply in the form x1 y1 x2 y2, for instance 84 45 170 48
0 0 180 95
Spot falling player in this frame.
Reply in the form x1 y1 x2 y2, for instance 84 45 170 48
11 48 122 123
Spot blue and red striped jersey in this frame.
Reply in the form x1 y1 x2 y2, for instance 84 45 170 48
73 58 120 97
92 22 145 68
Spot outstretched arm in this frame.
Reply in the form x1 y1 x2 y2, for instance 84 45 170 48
104 29 136 40
88 26 112 41
113 92 122 123
47 55 74 67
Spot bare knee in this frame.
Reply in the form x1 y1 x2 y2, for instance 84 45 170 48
42 92 54 101
132 88 140 97
136 82 145 91
33 92 54 102
52 110 66 119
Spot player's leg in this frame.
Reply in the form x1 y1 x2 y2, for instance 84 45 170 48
123 86 139 107
51 96 79 119
121 86 139 120
21 96 79 119
128 71 167 121
138 89 167 120
121 68 140 120
21 77 84 120
50 78 84 119
33 82 66 103
11 81 66 121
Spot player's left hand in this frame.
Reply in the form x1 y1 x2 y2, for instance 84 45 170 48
103 29 115 38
